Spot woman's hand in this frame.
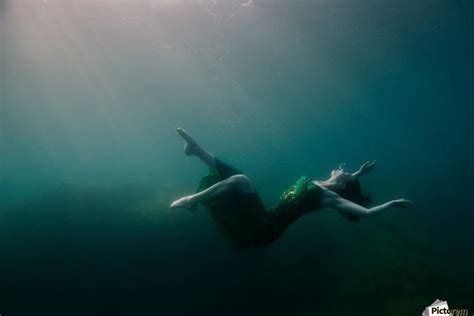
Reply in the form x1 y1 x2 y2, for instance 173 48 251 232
352 160 376 178
390 198 414 208
360 160 376 173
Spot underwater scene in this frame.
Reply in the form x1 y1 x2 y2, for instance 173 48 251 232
1 1 473 315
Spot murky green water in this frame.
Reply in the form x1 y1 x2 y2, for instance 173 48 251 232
1 1 473 315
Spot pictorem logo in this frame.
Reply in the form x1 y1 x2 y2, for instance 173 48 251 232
422 299 469 316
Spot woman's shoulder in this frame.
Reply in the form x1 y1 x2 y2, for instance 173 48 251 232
311 180 327 191
311 180 340 200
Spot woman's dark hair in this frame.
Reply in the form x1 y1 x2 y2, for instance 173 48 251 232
333 178 371 222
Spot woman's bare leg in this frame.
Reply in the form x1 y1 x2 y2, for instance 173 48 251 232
176 127 218 173
170 174 256 210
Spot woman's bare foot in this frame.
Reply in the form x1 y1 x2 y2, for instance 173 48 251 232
176 127 201 156
170 195 197 212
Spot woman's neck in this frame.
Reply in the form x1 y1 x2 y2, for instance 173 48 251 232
314 179 338 191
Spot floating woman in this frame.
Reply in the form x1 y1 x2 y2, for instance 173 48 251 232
170 127 413 250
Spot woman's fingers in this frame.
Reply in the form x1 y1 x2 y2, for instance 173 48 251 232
395 198 414 208
361 160 376 171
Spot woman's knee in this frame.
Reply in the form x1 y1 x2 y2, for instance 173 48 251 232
228 174 255 193
228 174 250 184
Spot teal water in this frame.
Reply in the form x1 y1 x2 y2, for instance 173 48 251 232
1 1 473 315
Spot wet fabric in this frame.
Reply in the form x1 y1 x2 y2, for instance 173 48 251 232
267 176 323 235
197 158 323 249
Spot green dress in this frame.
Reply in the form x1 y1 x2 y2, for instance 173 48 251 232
197 158 323 250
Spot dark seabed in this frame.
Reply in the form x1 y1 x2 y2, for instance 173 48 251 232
1 1 473 315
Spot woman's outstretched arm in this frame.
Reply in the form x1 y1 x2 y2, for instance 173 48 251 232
321 189 413 217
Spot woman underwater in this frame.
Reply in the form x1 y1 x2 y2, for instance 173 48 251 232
171 127 413 250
